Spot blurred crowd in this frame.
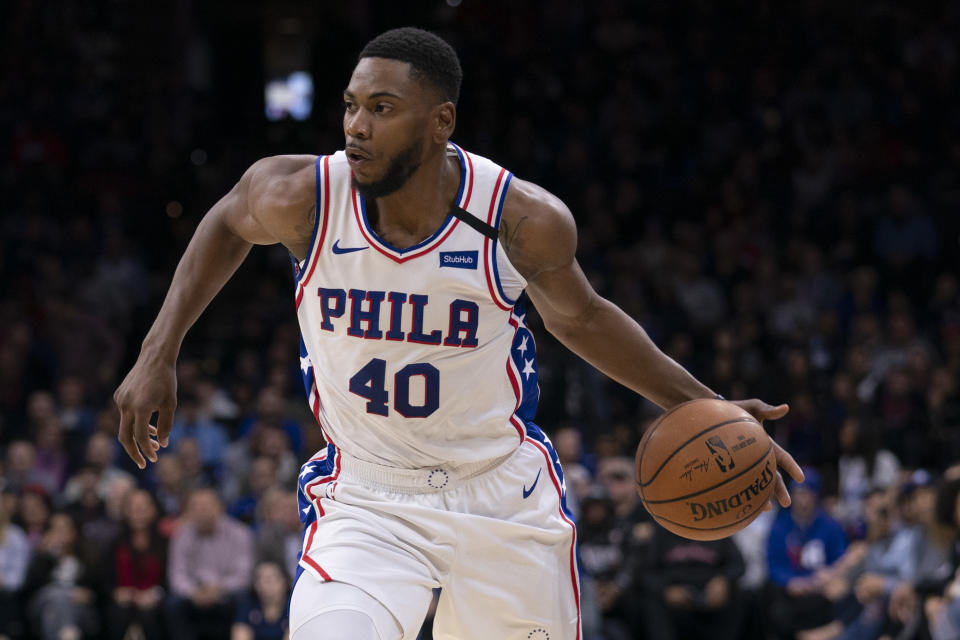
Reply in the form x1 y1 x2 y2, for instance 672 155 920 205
2 0 959 638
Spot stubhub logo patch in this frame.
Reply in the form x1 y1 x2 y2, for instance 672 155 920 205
439 251 478 269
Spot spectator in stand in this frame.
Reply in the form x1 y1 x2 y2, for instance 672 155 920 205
5 441 43 495
63 431 133 503
885 476 959 638
767 469 849 640
229 456 280 525
32 417 69 495
17 487 52 549
222 424 298 505
577 486 633 640
22 512 100 640
831 489 922 639
835 418 901 532
597 456 655 638
105 489 167 640
152 456 186 518
167 488 254 640
55 376 97 442
174 437 217 489
253 488 301 578
167 391 230 474
0 487 30 638
236 387 304 454
231 561 290 640
639 525 745 640
919 479 960 640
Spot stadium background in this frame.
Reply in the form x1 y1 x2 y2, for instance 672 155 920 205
2 0 959 638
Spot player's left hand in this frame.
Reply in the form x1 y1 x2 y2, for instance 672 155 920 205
730 399 804 509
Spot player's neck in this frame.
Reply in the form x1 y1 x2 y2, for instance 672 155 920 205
367 150 459 245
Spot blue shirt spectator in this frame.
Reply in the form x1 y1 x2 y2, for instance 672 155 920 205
768 470 848 586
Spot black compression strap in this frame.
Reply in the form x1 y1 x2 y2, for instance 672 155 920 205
450 205 498 240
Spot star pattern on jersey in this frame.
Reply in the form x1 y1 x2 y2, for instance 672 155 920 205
299 465 315 479
522 358 536 380
300 355 312 374
518 335 529 355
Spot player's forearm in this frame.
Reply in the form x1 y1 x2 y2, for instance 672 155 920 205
141 212 253 363
547 297 715 409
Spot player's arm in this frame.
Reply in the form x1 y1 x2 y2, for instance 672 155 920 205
501 179 802 503
502 179 716 408
114 155 318 468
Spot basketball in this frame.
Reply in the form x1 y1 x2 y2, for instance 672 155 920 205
635 398 777 541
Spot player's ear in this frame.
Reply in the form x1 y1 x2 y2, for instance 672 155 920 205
433 102 456 143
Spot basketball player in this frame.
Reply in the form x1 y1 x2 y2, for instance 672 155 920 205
114 28 803 640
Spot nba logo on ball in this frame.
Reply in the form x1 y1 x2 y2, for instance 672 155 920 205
704 435 735 472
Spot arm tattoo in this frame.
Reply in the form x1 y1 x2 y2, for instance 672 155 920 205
499 215 528 252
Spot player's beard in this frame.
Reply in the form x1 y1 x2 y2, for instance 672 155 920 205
352 139 424 200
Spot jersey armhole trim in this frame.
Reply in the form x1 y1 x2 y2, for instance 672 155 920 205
295 156 330 303
483 170 519 309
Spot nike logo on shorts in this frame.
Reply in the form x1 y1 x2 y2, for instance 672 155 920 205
522 468 541 499
332 240 368 254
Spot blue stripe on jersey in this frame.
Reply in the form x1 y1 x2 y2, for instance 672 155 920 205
451 143 468 205
298 336 315 400
510 298 539 421
490 172 516 305
294 156 325 284
523 422 576 529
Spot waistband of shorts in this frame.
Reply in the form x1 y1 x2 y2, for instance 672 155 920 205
335 447 517 494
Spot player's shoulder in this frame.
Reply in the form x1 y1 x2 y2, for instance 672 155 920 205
499 177 577 277
245 154 323 211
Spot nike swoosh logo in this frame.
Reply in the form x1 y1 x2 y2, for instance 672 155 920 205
523 468 542 499
332 240 368 254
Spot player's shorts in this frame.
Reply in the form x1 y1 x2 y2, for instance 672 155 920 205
293 422 582 640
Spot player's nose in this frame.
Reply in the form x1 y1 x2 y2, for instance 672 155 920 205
344 109 371 139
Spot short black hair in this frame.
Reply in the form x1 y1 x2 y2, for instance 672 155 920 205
359 27 462 104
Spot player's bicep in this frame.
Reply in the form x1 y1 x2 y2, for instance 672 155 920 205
212 186 276 245
218 155 318 252
500 179 601 329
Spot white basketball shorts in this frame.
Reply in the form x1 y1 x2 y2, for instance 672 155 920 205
292 423 582 640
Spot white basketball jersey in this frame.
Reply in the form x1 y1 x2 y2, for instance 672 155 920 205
292 143 540 468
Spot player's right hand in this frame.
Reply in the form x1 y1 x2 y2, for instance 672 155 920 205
113 356 177 469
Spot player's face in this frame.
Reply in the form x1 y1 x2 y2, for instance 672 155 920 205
343 57 437 199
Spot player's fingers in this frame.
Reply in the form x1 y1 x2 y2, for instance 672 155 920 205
156 408 174 448
774 471 791 508
759 402 789 421
773 440 805 483
133 409 159 464
117 408 146 470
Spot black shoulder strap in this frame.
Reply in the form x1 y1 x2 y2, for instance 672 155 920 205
450 205 498 240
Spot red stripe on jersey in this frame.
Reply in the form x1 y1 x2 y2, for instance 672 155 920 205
527 439 582 639
483 169 512 311
461 147 475 208
300 155 331 289
301 548 332 582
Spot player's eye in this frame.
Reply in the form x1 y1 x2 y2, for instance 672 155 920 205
374 103 392 114
343 100 357 113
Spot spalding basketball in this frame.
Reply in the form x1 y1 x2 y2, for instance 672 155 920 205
635 398 776 540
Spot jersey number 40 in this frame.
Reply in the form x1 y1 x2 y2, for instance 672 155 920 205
349 358 440 418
